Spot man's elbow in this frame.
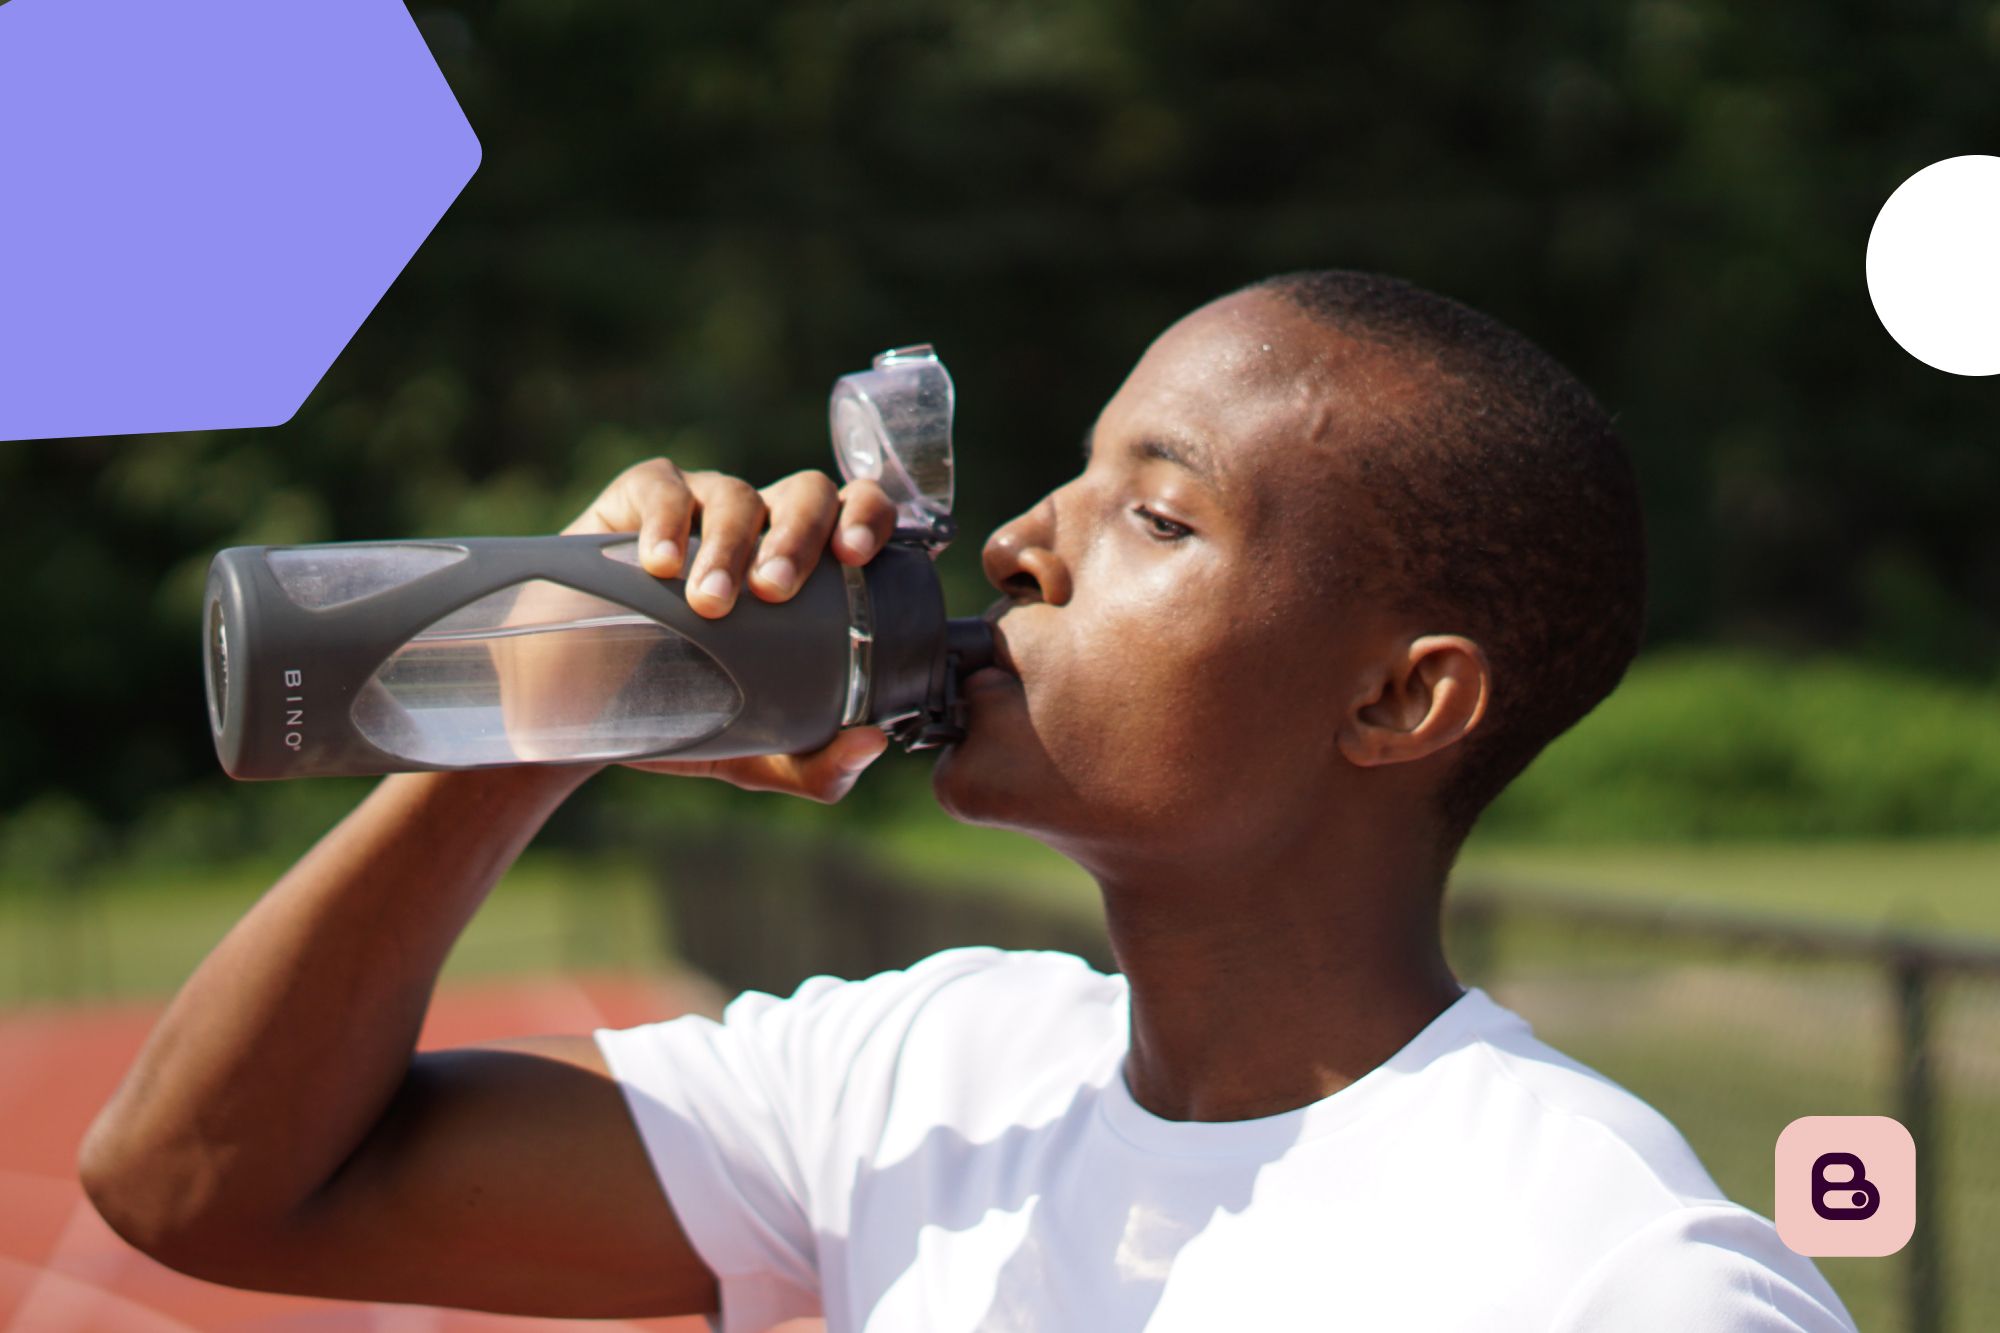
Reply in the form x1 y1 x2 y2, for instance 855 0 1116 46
76 1109 282 1284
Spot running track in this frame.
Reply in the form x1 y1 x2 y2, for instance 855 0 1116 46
0 975 825 1333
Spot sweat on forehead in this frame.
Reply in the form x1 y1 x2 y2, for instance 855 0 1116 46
1118 290 1416 495
1156 288 1406 394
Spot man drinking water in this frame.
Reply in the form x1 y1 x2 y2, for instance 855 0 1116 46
79 271 1856 1331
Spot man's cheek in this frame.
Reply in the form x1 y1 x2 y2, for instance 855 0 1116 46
1063 673 1209 773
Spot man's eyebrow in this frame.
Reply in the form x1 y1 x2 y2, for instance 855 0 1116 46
1133 436 1217 481
1081 428 1218 482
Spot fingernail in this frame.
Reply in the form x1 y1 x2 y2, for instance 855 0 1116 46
755 556 797 590
842 525 877 559
652 538 679 568
698 569 734 603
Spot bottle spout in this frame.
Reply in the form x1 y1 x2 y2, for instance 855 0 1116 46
945 616 995 675
888 616 998 753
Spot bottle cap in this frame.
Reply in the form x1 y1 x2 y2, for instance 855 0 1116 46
829 344 956 549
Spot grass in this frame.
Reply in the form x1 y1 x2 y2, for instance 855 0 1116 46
866 812 2000 950
1454 836 2000 942
0 850 666 1007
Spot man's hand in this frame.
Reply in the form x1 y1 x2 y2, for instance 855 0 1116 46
565 458 899 799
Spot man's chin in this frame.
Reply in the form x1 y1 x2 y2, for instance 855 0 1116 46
928 731 1038 832
928 736 996 826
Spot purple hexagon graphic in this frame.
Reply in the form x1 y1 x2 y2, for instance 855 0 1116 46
0 0 480 442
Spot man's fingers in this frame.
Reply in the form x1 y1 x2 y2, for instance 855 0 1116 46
766 727 889 802
816 726 892 798
750 471 842 602
567 463 871 610
682 473 768 617
563 458 695 580
628 727 888 801
833 479 898 565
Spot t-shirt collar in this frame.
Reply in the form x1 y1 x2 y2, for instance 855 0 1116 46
1094 985 1518 1158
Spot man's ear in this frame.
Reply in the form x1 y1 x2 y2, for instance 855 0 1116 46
1337 635 1491 769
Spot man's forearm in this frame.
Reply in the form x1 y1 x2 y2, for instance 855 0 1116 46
79 763 598 1261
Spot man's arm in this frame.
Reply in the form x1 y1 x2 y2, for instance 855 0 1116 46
77 458 897 1317
78 767 723 1316
1549 1205 1858 1333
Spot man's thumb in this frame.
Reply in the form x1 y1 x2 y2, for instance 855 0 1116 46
826 727 889 796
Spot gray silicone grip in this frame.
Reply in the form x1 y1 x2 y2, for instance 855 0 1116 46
204 534 940 779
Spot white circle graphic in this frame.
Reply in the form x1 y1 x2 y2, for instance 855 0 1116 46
1866 155 2000 376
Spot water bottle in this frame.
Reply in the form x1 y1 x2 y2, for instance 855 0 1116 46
203 345 995 780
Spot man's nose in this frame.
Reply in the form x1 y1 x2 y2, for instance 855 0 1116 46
982 497 1073 605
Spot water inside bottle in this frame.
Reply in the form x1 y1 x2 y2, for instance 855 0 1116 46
349 578 743 766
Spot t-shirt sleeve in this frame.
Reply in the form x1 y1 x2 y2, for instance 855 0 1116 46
1549 1205 1859 1333
591 949 1000 1333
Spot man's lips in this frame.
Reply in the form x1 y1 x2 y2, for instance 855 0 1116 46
964 665 1020 696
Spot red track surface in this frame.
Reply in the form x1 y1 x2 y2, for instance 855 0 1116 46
0 976 824 1333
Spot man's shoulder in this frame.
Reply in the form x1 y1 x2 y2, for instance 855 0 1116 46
712 946 1122 1074
864 945 1125 1053
750 947 1125 1150
897 943 1115 991
721 945 1111 1019
1408 996 1854 1329
1440 990 1730 1206
771 945 1117 1017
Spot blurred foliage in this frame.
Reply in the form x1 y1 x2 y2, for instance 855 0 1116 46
3 0 1998 852
0 793 104 894
1484 651 2000 840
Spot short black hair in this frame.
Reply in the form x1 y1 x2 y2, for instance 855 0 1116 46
1252 270 1647 844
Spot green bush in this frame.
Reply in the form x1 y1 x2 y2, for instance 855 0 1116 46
0 792 106 894
118 778 376 873
1479 651 2000 842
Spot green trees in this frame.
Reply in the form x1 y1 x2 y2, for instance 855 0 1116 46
4 0 1995 845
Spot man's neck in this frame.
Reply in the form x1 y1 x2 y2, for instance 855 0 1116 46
1080 817 1463 1124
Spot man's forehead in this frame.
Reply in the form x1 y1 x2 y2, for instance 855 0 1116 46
1106 291 1405 482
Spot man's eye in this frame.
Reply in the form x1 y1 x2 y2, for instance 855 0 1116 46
1133 505 1193 541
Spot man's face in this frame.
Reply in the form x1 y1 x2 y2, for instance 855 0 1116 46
931 291 1408 863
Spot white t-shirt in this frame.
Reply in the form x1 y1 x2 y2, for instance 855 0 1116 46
594 947 1855 1332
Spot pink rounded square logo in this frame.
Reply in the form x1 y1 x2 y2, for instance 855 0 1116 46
1775 1115 1916 1257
